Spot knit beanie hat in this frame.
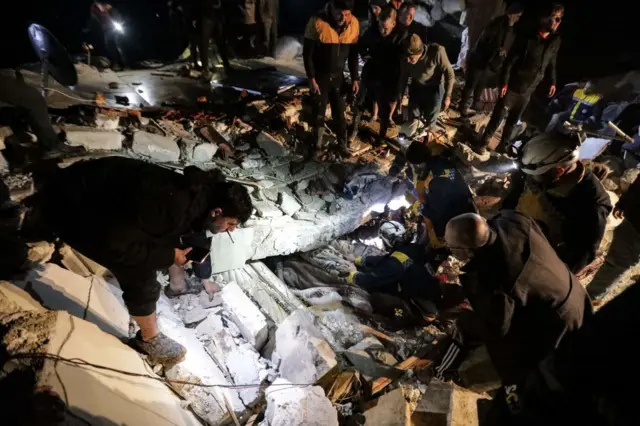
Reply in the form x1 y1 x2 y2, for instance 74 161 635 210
406 33 424 56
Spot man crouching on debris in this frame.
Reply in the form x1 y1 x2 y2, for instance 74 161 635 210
303 0 360 158
20 157 252 366
444 211 592 416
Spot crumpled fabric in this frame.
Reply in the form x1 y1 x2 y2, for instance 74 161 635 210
293 286 373 313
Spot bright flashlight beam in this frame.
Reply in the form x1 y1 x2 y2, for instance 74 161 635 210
113 22 124 33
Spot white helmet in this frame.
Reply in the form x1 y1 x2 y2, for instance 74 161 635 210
379 221 406 249
518 132 580 176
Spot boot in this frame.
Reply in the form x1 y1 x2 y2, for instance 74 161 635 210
349 110 362 142
134 331 187 367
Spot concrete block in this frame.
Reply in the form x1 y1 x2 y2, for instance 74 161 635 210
13 264 130 338
257 131 289 157
193 143 219 162
274 309 338 384
263 378 338 426
278 192 302 216
364 388 410 426
411 380 490 426
305 197 327 213
210 227 255 273
221 282 269 350
65 125 123 150
132 130 180 162
254 200 284 218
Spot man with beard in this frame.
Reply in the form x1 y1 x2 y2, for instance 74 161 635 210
397 2 427 43
350 6 405 143
475 4 564 154
303 0 360 158
20 157 252 367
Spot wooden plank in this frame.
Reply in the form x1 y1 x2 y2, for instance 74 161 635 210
358 324 396 345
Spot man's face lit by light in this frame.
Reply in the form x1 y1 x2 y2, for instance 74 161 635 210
407 52 421 64
207 208 240 234
399 6 416 26
332 6 352 26
371 5 382 16
379 18 396 36
550 10 563 32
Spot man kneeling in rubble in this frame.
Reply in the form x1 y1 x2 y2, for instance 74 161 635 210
344 221 442 317
20 157 252 366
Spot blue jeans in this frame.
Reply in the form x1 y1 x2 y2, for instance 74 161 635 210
409 82 445 128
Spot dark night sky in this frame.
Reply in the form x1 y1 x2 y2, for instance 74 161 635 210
0 0 638 84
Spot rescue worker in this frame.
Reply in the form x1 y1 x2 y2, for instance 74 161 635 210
546 81 604 131
404 141 477 251
199 0 232 79
0 74 84 156
502 131 612 274
89 2 127 70
476 4 564 154
459 3 524 117
303 0 360 158
404 34 455 131
350 7 405 143
587 173 640 305
345 221 442 313
258 0 278 57
20 157 252 367
397 2 427 43
444 211 592 418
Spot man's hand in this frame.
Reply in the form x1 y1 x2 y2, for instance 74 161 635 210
499 48 507 57
174 247 192 266
310 78 321 95
613 206 624 220
501 85 508 97
549 85 557 97
352 80 360 96
443 96 451 111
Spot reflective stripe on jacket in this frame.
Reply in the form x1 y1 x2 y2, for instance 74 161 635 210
569 88 602 122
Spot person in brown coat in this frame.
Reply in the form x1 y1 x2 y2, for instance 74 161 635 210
444 211 592 391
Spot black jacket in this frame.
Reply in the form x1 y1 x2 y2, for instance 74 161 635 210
500 31 561 94
459 211 592 385
616 173 640 231
470 15 515 72
398 21 428 44
502 165 612 274
303 8 359 82
358 27 405 100
32 157 221 272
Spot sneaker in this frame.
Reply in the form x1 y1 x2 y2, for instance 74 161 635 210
134 331 187 367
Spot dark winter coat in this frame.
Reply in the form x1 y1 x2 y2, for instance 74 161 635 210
459 210 593 385
502 164 612 274
358 27 406 100
470 15 515 72
31 157 221 273
616 173 640 231
500 31 561 94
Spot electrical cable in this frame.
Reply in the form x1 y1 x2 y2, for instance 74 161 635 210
8 352 315 390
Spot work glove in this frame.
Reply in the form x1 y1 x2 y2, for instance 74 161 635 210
354 256 362 267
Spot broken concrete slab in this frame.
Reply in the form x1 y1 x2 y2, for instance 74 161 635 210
210 227 255 273
13 264 130 338
364 388 410 426
273 309 338 384
411 380 491 426
94 112 120 130
257 131 289 157
221 282 269 350
254 200 284 218
193 143 219 162
132 130 181 162
278 192 302 216
65 125 123 150
263 378 339 426
174 293 209 325
345 336 399 384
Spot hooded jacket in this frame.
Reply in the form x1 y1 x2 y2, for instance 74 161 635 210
31 157 223 273
358 26 406 99
502 164 612 274
459 210 592 385
303 7 360 82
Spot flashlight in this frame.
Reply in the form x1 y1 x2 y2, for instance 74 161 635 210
113 21 124 34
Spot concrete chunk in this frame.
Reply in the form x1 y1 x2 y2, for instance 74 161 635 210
345 336 398 383
254 200 284 218
132 130 180 162
64 125 123 150
210 228 255 273
278 192 302 216
364 388 409 426
193 143 219 162
257 131 289 157
263 378 338 426
274 309 338 384
94 112 120 130
411 380 491 426
221 282 268 350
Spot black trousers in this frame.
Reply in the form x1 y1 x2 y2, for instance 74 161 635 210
313 75 347 142
199 14 230 70
261 19 277 56
0 74 59 149
460 62 493 113
481 89 533 149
